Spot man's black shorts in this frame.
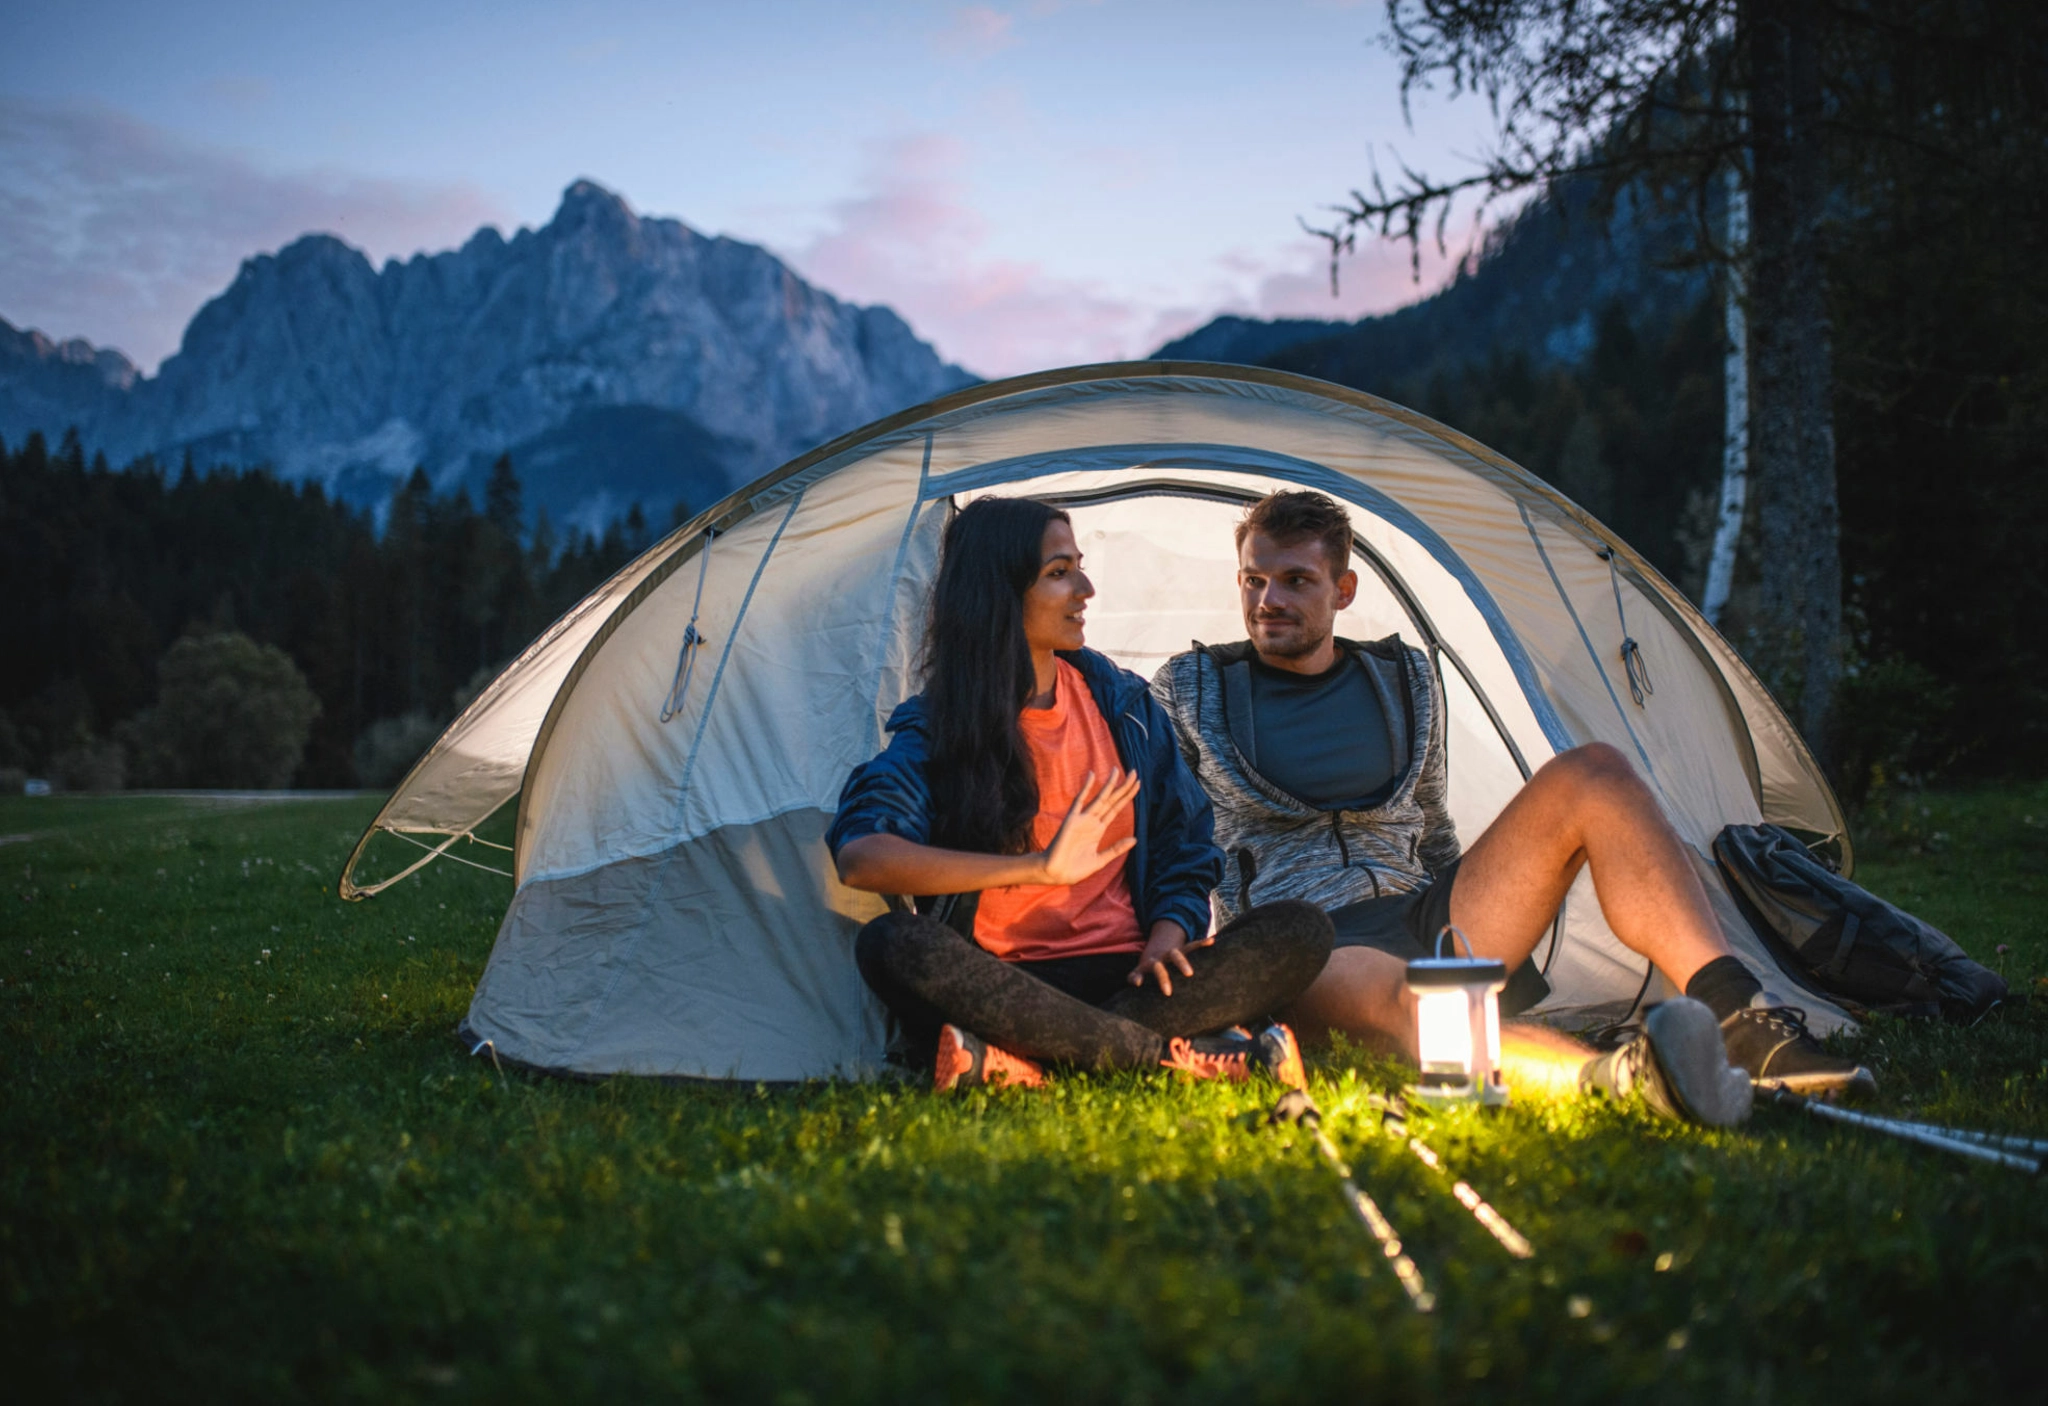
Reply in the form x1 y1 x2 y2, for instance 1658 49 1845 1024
1326 858 1551 1016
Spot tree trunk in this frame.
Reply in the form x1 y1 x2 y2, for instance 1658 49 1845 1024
1786 0 1842 767
1742 0 1842 772
1704 158 1750 628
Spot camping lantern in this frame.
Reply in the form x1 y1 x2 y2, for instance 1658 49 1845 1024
1406 927 1509 1106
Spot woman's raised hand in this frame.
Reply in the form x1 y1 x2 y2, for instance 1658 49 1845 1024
1039 768 1140 886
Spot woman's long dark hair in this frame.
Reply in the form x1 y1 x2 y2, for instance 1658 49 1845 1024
922 496 1070 855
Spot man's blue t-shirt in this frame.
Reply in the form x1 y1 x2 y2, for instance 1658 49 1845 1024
1235 653 1398 810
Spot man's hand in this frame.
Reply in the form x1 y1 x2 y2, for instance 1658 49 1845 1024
1039 769 1140 886
1128 920 1214 996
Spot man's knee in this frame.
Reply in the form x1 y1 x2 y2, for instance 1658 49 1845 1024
1286 947 1413 1053
1542 741 1644 801
1295 947 1407 1020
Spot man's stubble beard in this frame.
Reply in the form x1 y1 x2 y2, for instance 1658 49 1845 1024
1249 613 1332 661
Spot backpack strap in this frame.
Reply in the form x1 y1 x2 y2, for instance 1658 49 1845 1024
1820 910 1861 981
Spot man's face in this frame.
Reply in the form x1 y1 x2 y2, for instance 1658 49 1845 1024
1237 529 1357 663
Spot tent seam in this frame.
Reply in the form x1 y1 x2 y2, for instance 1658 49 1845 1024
1517 501 1666 795
677 492 806 806
514 799 842 891
865 433 934 749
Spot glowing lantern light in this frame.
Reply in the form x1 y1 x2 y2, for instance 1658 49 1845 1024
1406 926 1509 1107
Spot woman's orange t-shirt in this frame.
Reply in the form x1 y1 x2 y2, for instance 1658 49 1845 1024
973 659 1145 962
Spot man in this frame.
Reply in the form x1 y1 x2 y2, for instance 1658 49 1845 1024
1151 490 1873 1125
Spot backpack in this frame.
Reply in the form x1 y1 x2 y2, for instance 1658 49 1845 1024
1712 822 2007 1024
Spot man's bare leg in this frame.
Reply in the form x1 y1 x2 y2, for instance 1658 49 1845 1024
1283 743 1733 1087
1447 742 1728 988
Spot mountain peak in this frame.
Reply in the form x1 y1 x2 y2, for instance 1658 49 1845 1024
271 233 374 272
553 179 638 230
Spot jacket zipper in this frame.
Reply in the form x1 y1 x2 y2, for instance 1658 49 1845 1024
1331 813 1380 897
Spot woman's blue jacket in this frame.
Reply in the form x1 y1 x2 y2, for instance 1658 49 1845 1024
826 648 1225 944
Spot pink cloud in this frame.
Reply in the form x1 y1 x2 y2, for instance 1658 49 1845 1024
935 6 1019 60
791 134 1144 377
787 132 1498 376
0 98 510 371
1135 221 1481 357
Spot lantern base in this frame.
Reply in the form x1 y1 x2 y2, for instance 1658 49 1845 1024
1407 1077 1512 1108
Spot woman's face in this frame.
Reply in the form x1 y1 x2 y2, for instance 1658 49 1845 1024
1021 517 1093 654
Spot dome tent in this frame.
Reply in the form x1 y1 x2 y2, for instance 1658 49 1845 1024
339 362 1852 1081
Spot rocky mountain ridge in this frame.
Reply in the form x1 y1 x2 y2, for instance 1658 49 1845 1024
1149 183 1706 391
0 180 974 529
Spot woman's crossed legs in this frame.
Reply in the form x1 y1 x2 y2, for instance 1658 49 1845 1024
855 899 1333 1071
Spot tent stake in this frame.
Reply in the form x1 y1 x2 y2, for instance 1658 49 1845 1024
1269 1090 1435 1312
1372 1094 1535 1258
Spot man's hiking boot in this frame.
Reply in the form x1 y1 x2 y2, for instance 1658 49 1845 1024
934 1024 1046 1092
1580 997 1753 1127
1719 1001 1876 1097
1163 1022 1307 1088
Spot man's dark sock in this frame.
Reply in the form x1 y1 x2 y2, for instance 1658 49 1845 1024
1686 955 1763 1022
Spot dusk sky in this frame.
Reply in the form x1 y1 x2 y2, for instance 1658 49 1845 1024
1 0 1504 378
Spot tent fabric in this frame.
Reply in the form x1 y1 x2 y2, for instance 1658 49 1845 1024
340 362 1852 1080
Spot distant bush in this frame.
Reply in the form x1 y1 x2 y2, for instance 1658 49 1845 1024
0 766 24 796
352 712 442 789
123 633 321 789
50 738 126 792
1836 654 1961 813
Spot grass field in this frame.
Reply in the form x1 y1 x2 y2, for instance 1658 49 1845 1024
3 788 2043 1402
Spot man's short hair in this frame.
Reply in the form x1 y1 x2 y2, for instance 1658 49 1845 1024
1235 490 1351 576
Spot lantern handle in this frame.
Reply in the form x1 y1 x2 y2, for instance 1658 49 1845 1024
1433 924 1476 960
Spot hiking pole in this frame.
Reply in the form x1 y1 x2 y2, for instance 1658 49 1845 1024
1269 1089 1436 1313
1863 1115 2048 1159
1371 1094 1535 1259
1764 1088 2044 1174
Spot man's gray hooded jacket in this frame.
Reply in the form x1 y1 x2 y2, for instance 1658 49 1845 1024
1151 637 1461 927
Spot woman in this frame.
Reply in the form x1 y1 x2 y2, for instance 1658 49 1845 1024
828 496 1333 1090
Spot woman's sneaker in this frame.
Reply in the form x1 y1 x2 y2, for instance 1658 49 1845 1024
1580 996 1754 1126
1162 1023 1307 1088
934 1024 1046 1091
1719 1002 1877 1096
1161 1037 1252 1082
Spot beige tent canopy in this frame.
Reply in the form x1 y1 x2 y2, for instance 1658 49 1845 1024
340 362 1851 1080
